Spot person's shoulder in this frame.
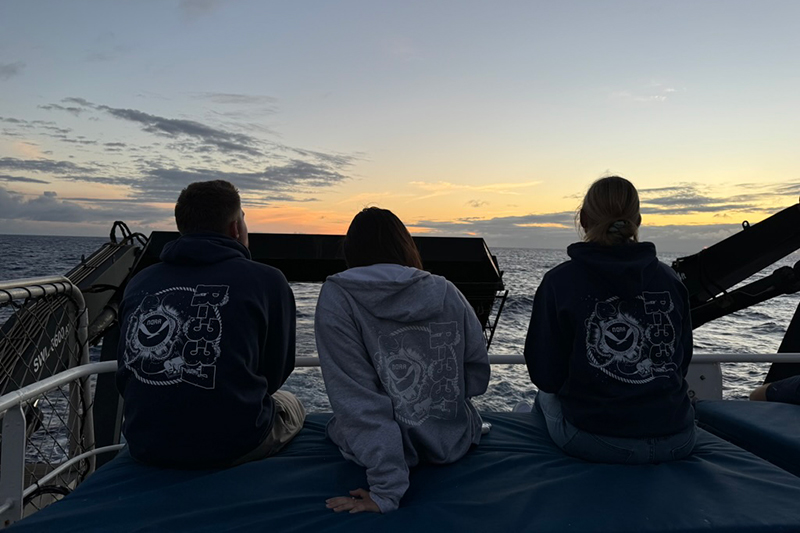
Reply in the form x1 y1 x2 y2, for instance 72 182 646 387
317 277 349 306
237 259 289 285
541 259 577 282
654 260 684 285
124 262 168 294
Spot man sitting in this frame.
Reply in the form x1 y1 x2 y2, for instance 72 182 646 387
117 180 305 468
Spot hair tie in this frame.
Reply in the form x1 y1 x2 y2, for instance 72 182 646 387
608 220 627 234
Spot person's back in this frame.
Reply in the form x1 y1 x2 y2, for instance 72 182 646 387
116 180 303 468
524 176 696 464
316 207 490 513
531 242 693 437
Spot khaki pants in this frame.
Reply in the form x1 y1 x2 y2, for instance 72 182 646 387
232 390 306 466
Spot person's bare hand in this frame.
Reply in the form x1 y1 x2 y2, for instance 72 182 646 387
325 488 381 514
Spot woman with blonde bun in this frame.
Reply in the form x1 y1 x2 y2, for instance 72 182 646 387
524 176 696 464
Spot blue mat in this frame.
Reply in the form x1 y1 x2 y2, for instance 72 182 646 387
696 399 800 477
11 412 800 533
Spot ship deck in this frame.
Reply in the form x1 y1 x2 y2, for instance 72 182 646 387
9 409 800 533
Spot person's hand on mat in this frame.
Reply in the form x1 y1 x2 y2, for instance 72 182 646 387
326 488 381 514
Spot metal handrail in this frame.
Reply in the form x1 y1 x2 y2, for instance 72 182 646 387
22 444 125 499
295 353 800 367
3 351 793 392
0 277 76 302
0 361 118 415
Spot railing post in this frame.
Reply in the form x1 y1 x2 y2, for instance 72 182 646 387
0 405 27 527
67 286 95 473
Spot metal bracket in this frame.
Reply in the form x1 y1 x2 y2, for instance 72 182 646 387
686 362 723 401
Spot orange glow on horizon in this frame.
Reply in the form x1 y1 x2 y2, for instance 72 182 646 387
245 205 352 235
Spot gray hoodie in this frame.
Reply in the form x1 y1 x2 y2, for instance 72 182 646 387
315 264 490 512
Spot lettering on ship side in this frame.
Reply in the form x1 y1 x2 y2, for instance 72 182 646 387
32 324 71 373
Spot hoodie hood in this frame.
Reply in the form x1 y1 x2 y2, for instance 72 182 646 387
327 263 447 322
160 232 251 265
567 241 660 298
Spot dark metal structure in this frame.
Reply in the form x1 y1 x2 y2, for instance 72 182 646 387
671 202 800 381
137 232 508 336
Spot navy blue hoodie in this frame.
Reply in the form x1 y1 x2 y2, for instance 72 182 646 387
524 242 693 438
116 233 296 468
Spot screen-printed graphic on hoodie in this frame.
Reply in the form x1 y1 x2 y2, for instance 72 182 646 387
585 291 678 384
376 321 461 426
124 284 229 389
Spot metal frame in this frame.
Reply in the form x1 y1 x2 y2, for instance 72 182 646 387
0 362 119 526
0 278 97 527
483 290 509 350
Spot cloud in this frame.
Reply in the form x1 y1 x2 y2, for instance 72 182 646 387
0 157 99 175
38 104 85 116
467 199 488 208
64 97 263 156
60 137 99 146
2 98 358 212
54 97 360 169
281 146 360 168
610 82 678 103
0 188 170 224
410 180 541 200
638 183 785 216
406 210 758 253
771 182 800 196
411 211 576 234
57 158 350 205
61 97 94 107
134 160 348 203
0 174 50 184
1 116 73 138
0 62 25 81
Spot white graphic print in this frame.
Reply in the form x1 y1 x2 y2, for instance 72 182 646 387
585 291 678 384
124 285 229 389
375 321 461 427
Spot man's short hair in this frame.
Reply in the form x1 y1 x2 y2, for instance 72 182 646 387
175 180 241 235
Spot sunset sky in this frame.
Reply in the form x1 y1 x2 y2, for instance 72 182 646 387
1 1 799 252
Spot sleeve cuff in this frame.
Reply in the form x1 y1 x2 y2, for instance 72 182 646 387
369 492 399 513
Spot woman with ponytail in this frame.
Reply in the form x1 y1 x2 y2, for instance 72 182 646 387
523 176 696 464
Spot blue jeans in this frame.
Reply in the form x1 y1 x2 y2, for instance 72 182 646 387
534 391 697 464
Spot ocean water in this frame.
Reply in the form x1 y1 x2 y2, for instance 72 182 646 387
1 234 798 413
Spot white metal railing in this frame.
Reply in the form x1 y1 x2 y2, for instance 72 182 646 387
295 353 800 367
297 353 800 402
0 362 121 526
0 277 97 527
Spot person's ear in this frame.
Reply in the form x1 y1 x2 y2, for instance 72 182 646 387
227 219 239 240
636 214 642 227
